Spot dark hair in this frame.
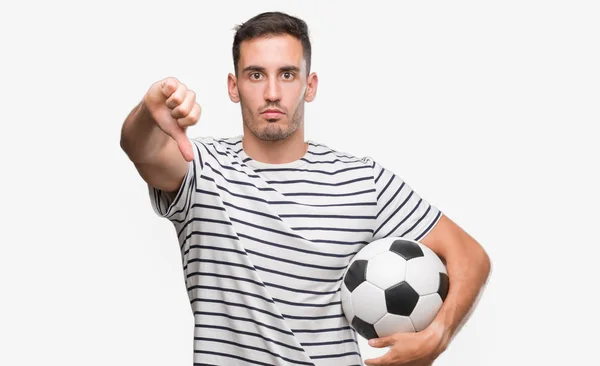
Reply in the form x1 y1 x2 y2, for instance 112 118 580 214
232 11 312 76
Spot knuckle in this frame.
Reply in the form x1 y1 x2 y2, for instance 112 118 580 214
169 94 183 106
176 115 189 127
180 104 193 117
161 77 178 91
189 105 200 121
170 109 182 120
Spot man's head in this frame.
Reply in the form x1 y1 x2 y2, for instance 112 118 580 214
227 12 318 141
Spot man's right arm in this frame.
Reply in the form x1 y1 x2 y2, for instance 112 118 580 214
120 101 188 194
120 77 201 195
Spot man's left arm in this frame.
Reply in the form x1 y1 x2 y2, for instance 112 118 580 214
365 213 491 365
421 213 491 350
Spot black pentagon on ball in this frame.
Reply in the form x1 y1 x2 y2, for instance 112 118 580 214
344 259 368 292
385 281 420 316
438 272 450 301
352 316 379 340
390 239 424 261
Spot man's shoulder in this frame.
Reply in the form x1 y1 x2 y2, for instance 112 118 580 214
309 139 375 167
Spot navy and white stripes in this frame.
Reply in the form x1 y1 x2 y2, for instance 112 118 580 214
148 135 442 365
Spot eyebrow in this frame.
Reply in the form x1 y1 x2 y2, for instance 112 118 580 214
242 65 300 73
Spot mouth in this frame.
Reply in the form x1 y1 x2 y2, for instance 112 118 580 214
261 109 284 119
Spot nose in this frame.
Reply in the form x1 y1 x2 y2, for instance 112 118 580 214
264 77 281 102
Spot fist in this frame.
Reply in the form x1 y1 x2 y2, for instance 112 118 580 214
143 77 201 162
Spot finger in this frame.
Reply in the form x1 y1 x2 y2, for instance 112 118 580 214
169 126 194 162
177 103 201 128
171 90 196 119
369 335 396 348
165 82 187 109
364 355 393 366
159 77 179 99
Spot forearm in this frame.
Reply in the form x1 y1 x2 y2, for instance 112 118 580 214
431 237 491 350
120 100 171 164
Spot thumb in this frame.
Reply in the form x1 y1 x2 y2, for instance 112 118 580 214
169 127 194 162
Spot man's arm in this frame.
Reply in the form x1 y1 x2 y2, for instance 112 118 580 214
120 77 200 194
419 213 491 352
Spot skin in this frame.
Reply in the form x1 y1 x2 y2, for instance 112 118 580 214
227 34 318 164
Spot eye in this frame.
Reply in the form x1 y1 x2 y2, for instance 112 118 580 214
250 72 263 80
282 72 295 80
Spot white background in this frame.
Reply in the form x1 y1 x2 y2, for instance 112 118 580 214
1 1 599 365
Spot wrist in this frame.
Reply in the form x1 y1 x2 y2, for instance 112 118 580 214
425 320 453 355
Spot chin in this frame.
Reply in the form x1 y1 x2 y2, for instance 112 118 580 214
254 125 294 141
245 116 297 141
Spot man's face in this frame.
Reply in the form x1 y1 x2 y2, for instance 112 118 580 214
228 34 317 141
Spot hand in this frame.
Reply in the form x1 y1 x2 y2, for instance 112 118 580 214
142 77 201 162
364 323 448 366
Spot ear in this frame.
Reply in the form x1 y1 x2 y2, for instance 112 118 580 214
305 72 318 102
228 73 240 103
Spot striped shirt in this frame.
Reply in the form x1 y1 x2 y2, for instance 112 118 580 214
148 135 442 365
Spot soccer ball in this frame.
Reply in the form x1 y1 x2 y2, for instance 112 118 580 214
340 237 449 340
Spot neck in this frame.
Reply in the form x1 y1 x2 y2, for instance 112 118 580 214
242 125 307 164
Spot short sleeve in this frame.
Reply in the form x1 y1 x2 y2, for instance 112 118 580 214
368 158 443 242
147 138 203 223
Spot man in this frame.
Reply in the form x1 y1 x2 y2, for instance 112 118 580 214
120 11 490 366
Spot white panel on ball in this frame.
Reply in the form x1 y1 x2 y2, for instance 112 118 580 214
410 293 443 332
350 282 387 324
421 243 447 275
340 283 355 322
350 237 395 263
365 251 407 290
374 313 416 337
404 256 440 296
